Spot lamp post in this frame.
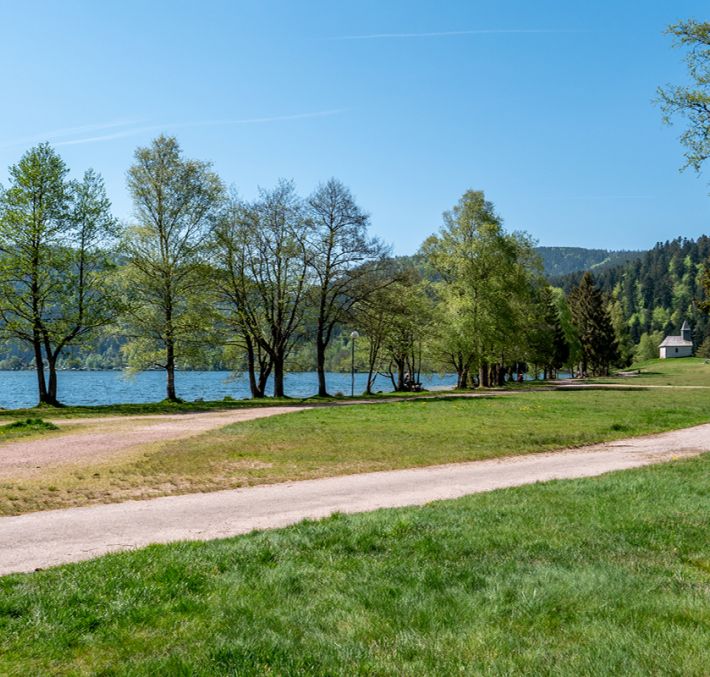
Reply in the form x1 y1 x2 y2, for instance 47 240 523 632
350 330 359 397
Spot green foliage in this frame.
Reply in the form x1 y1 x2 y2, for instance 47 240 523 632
556 237 710 356
634 331 665 361
657 19 710 174
0 144 117 405
696 335 710 358
422 189 539 386
212 180 311 398
0 418 58 441
354 269 434 392
526 286 570 376
569 272 620 375
119 136 224 400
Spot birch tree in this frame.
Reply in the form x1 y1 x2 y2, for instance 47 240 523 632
0 144 116 405
120 135 224 402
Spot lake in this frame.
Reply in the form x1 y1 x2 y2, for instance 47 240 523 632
0 370 459 409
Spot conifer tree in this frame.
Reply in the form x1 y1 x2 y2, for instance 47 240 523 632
527 286 569 379
568 272 619 376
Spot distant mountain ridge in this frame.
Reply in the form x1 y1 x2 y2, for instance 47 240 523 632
535 247 644 277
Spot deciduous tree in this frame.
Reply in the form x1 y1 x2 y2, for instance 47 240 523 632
657 20 710 175
422 189 537 387
306 178 389 396
0 145 116 405
120 135 224 401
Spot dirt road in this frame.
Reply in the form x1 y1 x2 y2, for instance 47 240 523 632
1 422 708 575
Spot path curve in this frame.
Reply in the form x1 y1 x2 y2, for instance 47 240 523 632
1 422 708 575
0 385 701 479
0 406 311 479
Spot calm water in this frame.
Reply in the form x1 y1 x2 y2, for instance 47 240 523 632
0 370 459 409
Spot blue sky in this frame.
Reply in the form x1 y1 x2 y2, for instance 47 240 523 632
0 0 707 254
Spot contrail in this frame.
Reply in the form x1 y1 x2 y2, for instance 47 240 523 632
0 120 140 149
52 109 348 147
329 29 583 40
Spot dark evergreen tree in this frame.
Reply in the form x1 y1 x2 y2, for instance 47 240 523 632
569 272 619 376
527 286 569 379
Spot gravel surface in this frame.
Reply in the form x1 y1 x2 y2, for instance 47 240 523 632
1 422 708 575
0 407 311 479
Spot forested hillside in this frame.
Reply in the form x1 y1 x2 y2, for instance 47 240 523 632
535 247 643 277
553 237 710 357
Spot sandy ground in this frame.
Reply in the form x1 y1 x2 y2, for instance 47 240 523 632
0 406 311 479
1 422 708 575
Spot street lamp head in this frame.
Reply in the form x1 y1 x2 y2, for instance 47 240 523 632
350 330 359 339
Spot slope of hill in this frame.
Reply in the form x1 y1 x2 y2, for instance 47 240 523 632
553 236 710 346
535 247 644 277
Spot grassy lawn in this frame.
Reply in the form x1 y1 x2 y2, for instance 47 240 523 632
603 357 710 387
0 454 707 675
2 388 709 516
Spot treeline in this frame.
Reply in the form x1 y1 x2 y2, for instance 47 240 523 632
535 246 643 277
0 137 704 405
553 237 710 361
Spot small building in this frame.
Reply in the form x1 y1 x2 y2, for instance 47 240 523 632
659 320 693 358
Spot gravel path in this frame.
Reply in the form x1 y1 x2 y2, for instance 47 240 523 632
1 422 708 575
0 406 311 479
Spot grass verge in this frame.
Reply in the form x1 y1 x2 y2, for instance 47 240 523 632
0 454 708 674
0 418 59 442
0 397 308 420
2 388 709 515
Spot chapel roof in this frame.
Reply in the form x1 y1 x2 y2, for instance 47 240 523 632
658 335 693 348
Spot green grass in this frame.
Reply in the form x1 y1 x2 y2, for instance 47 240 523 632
0 397 308 421
3 388 709 516
1 454 708 675
0 418 59 442
603 357 710 387
0 389 470 421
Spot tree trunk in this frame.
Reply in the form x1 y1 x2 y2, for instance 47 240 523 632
245 337 262 398
395 358 406 391
166 338 178 401
479 360 489 388
316 334 328 397
32 335 49 405
46 355 60 406
366 336 381 394
257 357 271 398
273 353 285 398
